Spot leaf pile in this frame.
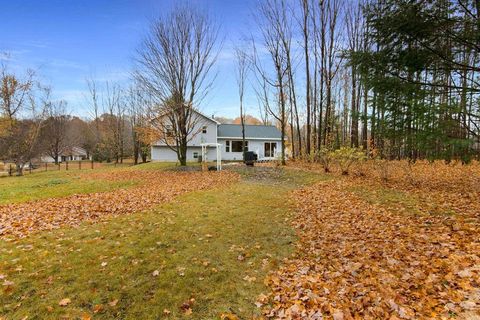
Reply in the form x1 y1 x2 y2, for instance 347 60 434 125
0 170 237 239
261 163 480 319
367 160 480 219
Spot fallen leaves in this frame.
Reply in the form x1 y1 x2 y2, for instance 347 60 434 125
81 314 92 320
220 312 240 320
0 170 238 239
243 275 257 283
2 280 14 286
180 297 196 315
58 298 71 306
93 304 103 313
108 299 118 307
177 266 186 277
261 161 480 319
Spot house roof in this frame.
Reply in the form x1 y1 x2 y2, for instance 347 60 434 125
61 146 88 156
217 124 282 140
196 110 221 124
151 108 220 125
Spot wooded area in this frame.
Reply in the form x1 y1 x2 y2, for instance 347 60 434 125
1 0 479 171
249 0 480 162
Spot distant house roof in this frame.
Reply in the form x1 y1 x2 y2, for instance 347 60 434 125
217 124 282 140
62 146 88 156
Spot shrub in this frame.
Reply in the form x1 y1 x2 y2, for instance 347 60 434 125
316 147 334 173
400 160 419 186
376 159 390 183
353 158 369 177
332 147 366 175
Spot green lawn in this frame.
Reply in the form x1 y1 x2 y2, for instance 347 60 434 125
0 162 198 205
0 165 323 319
0 169 137 205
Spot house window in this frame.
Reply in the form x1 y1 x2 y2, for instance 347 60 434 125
202 126 207 134
264 142 277 157
193 152 199 159
231 141 248 152
226 141 230 152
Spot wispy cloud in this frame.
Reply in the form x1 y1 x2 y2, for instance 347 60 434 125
52 89 92 115
2 40 51 50
21 40 51 49
48 59 86 70
217 46 236 62
54 89 88 103
0 49 30 62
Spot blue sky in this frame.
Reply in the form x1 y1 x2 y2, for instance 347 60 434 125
0 0 260 119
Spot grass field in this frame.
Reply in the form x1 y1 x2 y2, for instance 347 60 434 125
3 161 478 319
0 162 198 205
0 170 136 205
0 163 324 319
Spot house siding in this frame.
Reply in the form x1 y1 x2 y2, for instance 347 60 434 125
217 138 280 160
152 114 217 148
151 146 217 162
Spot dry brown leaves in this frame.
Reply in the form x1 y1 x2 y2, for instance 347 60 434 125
0 170 238 239
261 161 480 319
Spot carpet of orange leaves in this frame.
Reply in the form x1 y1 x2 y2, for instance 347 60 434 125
260 161 480 319
0 170 237 240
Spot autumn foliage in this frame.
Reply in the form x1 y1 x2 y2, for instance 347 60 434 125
260 160 480 319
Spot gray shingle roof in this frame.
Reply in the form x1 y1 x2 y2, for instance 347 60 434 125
217 124 282 139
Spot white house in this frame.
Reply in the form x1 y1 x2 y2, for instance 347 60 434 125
40 146 91 163
151 110 283 162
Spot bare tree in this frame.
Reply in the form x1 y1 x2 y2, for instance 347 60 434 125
346 0 363 147
315 0 328 149
251 0 290 165
0 63 34 122
135 5 219 166
39 99 70 164
253 73 272 125
67 116 96 159
322 0 342 146
86 77 101 145
235 48 249 160
104 82 126 163
301 0 312 155
127 84 151 164
283 3 301 159
0 64 46 175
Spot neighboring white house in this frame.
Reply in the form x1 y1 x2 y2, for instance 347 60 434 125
40 146 91 163
151 110 283 162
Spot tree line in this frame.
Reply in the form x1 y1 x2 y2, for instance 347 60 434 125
0 62 152 175
136 0 479 165
2 0 479 171
247 0 480 163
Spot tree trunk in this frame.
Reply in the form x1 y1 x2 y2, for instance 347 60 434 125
16 163 23 176
303 0 312 155
350 65 359 147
